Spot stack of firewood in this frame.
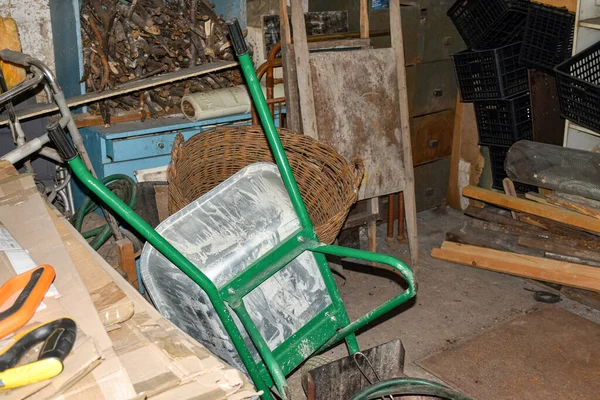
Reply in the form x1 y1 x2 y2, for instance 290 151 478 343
80 0 241 120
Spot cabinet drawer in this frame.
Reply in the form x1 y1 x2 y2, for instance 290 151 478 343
414 156 450 211
410 60 457 117
411 110 454 166
106 128 201 162
418 4 466 63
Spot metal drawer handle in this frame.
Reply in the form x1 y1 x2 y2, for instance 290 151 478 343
429 140 439 148
433 89 443 97
158 142 165 149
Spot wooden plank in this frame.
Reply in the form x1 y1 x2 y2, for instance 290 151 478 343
462 186 600 234
390 0 418 270
0 61 238 125
279 0 302 133
360 0 370 39
518 236 600 263
517 213 598 239
116 238 138 289
431 241 600 292
290 0 319 139
502 178 519 220
533 0 577 12
307 38 372 50
447 94 464 210
553 192 600 209
310 48 404 199
447 95 482 210
546 194 600 220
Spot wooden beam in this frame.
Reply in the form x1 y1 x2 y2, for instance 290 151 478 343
547 194 600 220
290 0 319 139
447 93 464 210
431 241 600 292
116 238 138 289
502 178 519 220
462 186 600 234
360 0 370 39
390 0 418 270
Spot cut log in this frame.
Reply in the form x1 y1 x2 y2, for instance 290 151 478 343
462 186 600 235
544 252 600 268
517 214 598 240
546 194 600 220
431 241 600 292
446 226 543 257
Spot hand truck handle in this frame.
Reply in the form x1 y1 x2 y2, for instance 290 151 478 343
46 121 77 162
0 50 32 67
226 19 249 56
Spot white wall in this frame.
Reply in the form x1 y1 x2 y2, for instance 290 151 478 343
0 0 55 72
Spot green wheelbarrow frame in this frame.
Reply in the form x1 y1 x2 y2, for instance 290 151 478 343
44 21 416 399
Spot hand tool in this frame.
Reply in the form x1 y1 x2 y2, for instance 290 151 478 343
0 265 55 339
0 318 76 389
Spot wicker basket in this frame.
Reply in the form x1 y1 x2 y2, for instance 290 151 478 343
167 126 364 244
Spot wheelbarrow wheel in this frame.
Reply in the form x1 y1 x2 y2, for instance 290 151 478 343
300 354 335 395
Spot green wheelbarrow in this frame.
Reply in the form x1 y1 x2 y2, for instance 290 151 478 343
0 22 469 399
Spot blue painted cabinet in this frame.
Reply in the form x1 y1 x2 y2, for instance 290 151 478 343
74 114 254 206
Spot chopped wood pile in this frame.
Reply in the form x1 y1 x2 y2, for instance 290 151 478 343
80 0 240 121
432 182 600 310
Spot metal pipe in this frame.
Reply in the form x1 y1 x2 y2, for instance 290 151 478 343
1 134 50 164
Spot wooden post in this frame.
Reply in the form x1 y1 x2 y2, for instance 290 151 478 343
387 193 396 242
360 0 370 38
289 0 319 139
279 0 302 133
116 238 138 289
502 178 519 220
397 191 407 243
390 0 419 271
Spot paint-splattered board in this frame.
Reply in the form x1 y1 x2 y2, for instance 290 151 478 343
309 48 405 199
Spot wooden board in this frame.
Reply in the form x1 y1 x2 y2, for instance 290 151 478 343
419 306 600 400
0 60 237 125
462 185 600 234
517 236 600 263
309 48 405 199
431 241 600 292
533 0 577 12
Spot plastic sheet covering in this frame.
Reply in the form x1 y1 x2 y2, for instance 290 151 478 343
505 140 600 200
141 163 331 371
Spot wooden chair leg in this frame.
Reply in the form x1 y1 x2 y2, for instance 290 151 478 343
386 193 396 244
397 192 407 243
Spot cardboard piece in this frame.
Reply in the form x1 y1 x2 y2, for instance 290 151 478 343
49 190 257 398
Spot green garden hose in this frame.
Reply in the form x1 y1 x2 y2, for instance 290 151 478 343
71 174 138 250
351 378 473 400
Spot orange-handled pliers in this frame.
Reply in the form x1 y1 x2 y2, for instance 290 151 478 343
0 265 55 339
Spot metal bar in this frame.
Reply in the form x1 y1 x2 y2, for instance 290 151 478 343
232 302 289 399
66 156 274 399
237 37 314 231
312 245 416 350
221 230 315 302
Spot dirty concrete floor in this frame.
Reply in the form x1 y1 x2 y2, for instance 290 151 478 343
86 206 600 398
287 206 600 398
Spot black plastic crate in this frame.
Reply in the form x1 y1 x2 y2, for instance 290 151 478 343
453 42 529 101
555 41 600 133
474 92 533 146
488 145 537 193
520 3 575 72
447 0 529 49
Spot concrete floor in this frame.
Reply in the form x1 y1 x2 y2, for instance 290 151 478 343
287 206 600 398
91 205 600 398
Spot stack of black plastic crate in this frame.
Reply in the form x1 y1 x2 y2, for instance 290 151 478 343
448 0 575 193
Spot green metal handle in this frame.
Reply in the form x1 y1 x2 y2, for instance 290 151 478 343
313 245 416 350
66 156 275 400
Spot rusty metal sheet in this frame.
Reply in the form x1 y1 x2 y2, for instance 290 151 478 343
309 48 405 199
